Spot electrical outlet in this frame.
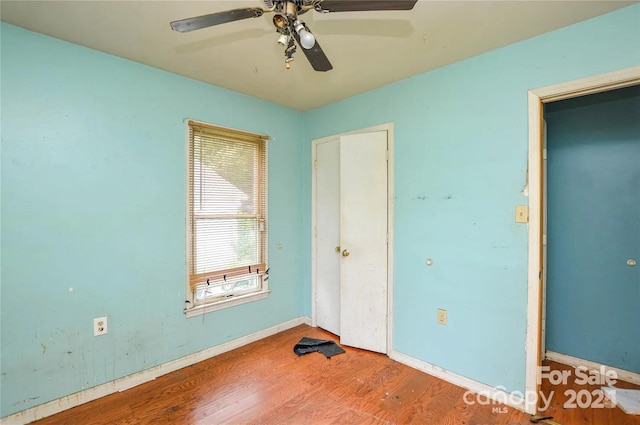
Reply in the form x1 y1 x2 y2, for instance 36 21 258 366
437 308 447 325
94 317 108 336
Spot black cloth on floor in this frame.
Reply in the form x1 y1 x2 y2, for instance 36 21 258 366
293 337 345 358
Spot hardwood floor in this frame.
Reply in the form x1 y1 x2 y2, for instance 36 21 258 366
539 360 640 425
30 325 639 425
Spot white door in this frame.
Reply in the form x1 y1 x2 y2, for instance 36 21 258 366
315 139 341 336
339 131 388 353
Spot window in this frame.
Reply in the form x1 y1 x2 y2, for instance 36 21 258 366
185 120 268 316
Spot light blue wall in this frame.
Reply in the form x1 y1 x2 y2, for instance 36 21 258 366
545 86 640 373
0 23 304 417
302 4 640 394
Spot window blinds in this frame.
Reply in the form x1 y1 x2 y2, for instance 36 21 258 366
187 121 267 301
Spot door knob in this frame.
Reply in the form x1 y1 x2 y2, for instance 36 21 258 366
628 259 637 266
335 246 341 253
342 249 350 257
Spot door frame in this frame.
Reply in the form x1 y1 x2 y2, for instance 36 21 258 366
524 66 640 414
311 122 395 355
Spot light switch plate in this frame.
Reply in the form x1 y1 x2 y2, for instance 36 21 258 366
515 205 529 223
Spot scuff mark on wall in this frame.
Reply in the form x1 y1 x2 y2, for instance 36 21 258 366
12 396 40 406
41 343 47 355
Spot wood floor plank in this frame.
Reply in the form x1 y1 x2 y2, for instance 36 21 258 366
29 325 640 425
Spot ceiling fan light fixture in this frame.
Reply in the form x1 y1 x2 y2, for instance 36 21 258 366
273 13 288 29
294 20 316 49
277 33 289 46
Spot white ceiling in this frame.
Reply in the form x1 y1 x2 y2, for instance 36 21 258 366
0 1 635 111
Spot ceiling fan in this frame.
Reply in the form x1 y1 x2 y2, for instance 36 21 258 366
170 0 418 71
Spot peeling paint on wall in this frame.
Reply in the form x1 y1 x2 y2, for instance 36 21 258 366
521 164 529 196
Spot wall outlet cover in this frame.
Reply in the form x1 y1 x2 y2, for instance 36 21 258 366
94 317 108 336
437 308 447 325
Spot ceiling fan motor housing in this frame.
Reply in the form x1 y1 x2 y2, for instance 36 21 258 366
284 1 298 19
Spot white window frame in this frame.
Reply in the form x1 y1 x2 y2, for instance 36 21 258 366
184 120 269 318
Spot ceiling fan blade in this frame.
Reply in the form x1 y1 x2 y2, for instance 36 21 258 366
293 32 333 72
170 8 264 33
316 0 417 12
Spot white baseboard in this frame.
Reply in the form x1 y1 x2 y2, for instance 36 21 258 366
390 350 527 413
545 351 640 386
302 316 312 326
1 317 308 425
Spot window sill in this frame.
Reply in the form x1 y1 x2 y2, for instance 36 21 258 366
184 290 270 318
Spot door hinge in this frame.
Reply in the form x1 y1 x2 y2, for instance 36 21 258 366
542 148 547 160
314 159 318 170
385 150 389 161
542 234 547 246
